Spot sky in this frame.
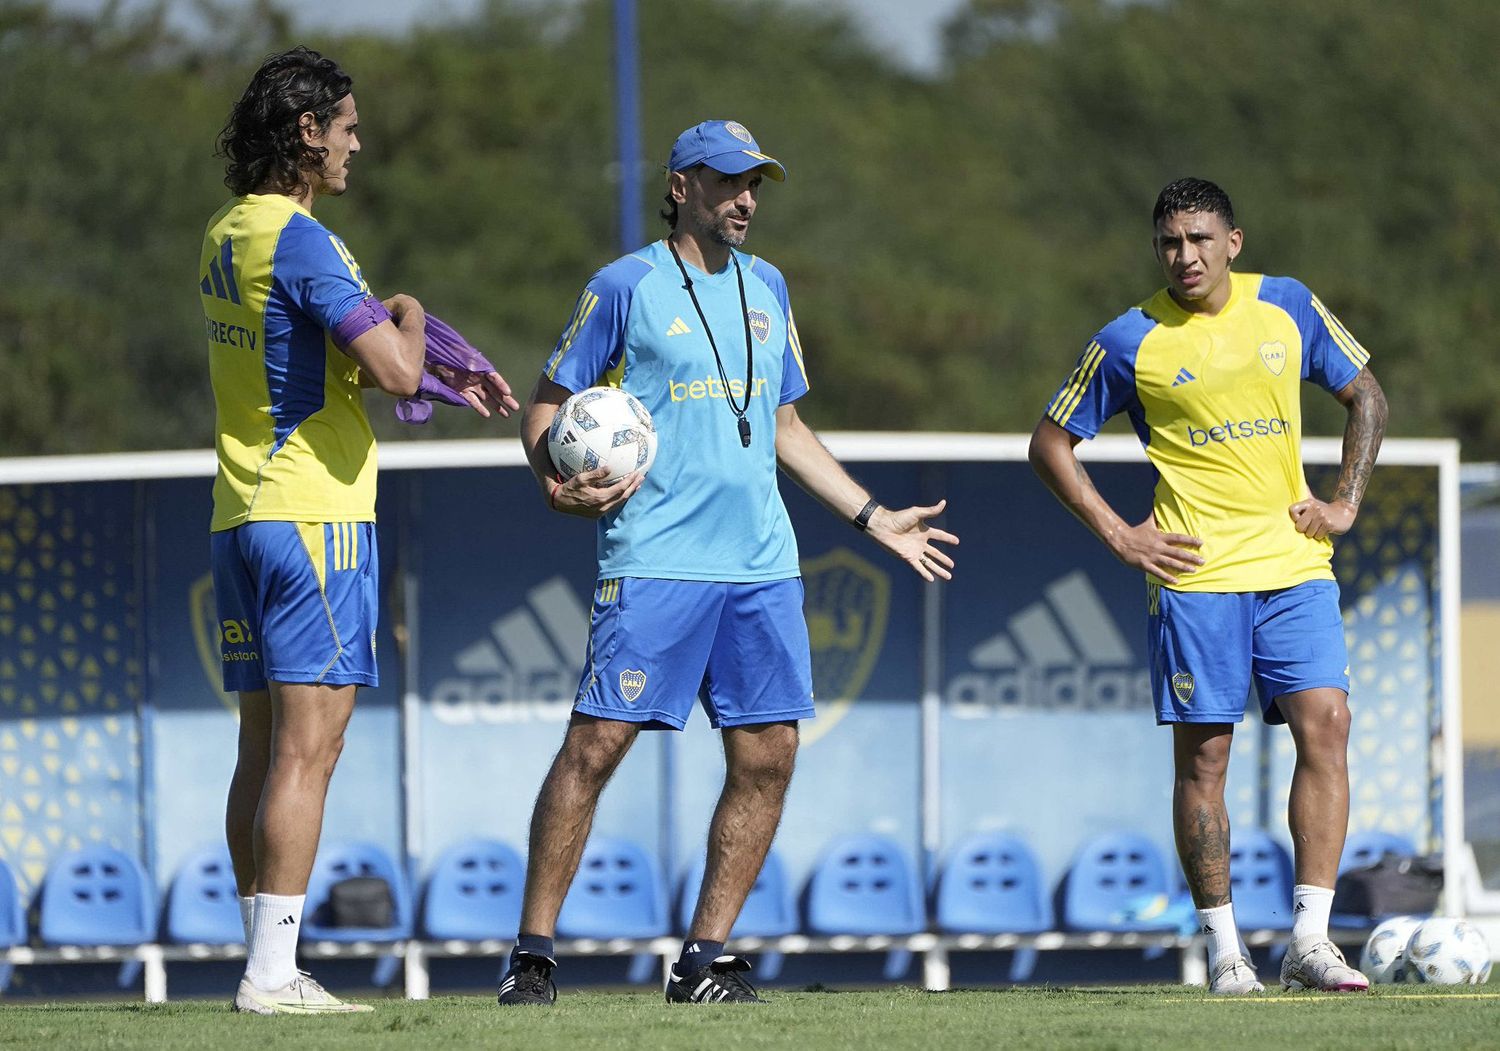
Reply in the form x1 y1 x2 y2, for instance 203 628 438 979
48 0 970 73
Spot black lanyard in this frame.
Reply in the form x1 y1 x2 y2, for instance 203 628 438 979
667 239 754 448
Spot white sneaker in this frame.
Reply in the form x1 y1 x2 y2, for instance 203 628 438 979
1280 937 1370 992
233 971 375 1015
1209 954 1264 995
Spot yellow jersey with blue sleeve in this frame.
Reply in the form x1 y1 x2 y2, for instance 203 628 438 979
1045 271 1369 592
201 194 391 531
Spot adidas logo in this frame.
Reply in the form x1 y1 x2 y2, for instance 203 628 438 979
1171 368 1196 387
276 914 297 926
430 577 588 725
666 317 692 337
1294 901 1307 913
1201 924 1216 934
200 237 242 304
947 570 1149 714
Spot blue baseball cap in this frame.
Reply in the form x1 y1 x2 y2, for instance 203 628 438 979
667 120 787 181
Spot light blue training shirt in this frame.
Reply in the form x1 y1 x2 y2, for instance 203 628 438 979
544 239 810 582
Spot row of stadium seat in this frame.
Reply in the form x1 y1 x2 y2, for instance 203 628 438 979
1 827 1416 954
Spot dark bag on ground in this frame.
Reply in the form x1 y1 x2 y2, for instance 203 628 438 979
326 876 396 928
1332 852 1442 918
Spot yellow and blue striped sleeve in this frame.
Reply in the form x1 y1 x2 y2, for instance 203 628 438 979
1044 310 1152 438
1259 276 1369 393
543 255 654 391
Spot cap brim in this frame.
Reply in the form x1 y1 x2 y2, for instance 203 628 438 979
703 149 787 182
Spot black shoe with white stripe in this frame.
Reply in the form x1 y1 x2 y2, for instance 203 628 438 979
497 951 557 1006
665 955 763 1004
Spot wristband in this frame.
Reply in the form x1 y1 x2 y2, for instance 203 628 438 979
852 498 880 531
549 479 562 511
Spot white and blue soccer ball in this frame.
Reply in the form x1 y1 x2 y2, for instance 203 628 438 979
1401 917 1494 985
548 386 658 483
1359 915 1424 984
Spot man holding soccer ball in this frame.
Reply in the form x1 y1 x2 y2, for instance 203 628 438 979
501 120 958 1005
1029 178 1388 994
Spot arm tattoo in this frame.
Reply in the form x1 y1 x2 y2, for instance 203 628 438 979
1177 803 1232 907
1335 369 1388 508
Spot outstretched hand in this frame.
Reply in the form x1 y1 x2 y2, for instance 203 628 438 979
1111 515 1203 585
550 468 643 518
429 364 520 418
867 499 959 582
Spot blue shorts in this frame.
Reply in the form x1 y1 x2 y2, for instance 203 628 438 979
1148 578 1348 726
573 577 816 730
211 521 379 692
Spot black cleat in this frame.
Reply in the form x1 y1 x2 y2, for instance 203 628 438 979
497 951 557 1005
665 955 764 1003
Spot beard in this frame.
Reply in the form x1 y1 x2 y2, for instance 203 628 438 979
689 207 749 249
712 214 748 248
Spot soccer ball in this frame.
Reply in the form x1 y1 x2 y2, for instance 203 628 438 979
1402 917 1494 985
547 386 658 482
1359 915 1423 984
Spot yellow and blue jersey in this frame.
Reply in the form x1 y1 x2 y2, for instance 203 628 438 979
545 241 809 582
201 194 388 531
1046 272 1369 592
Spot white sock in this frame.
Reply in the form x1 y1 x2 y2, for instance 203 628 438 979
238 896 255 944
1197 903 1242 970
245 893 305 990
1291 884 1334 943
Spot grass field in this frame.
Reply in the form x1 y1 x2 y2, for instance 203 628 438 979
1 985 1497 1050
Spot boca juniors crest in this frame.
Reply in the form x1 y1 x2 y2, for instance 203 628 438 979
1171 671 1195 704
1258 341 1287 376
619 668 647 703
746 309 771 344
800 547 890 744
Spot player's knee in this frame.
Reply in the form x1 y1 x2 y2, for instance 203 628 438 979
559 721 637 783
726 745 797 794
1176 742 1231 784
272 730 345 781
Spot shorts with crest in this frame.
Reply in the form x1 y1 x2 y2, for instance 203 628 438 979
1148 578 1348 726
573 576 816 730
211 521 379 692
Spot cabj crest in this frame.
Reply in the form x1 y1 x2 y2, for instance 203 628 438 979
619 668 647 703
1171 671 1195 704
1258 341 1287 376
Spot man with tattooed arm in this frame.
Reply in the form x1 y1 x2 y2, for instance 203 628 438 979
1029 178 1388 995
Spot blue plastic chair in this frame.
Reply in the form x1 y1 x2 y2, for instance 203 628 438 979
678 848 795 979
303 842 413 988
421 838 525 941
1060 831 1175 932
557 837 668 939
0 857 25 990
164 843 244 944
805 835 923 980
39 845 155 947
1332 829 1419 927
935 831 1051 981
558 837 667 984
1229 828 1294 931
935 831 1051 935
806 834 924 937
1338 830 1416 874
303 841 414 941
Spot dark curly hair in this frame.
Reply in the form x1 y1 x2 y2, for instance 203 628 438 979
1153 177 1236 229
218 47 353 197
